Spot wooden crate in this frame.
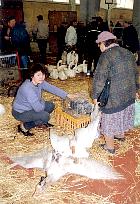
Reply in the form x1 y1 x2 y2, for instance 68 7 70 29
54 107 91 131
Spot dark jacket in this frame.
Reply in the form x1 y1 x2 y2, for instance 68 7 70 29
11 24 31 56
93 46 138 114
1 26 14 53
122 25 139 53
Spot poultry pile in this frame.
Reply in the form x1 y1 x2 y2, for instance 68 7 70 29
46 50 87 80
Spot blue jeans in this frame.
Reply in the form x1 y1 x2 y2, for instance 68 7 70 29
20 55 29 68
12 101 55 130
20 55 29 81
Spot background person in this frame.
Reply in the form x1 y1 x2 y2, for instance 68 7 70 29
57 22 68 62
122 21 139 54
12 63 75 136
92 31 138 154
65 20 77 51
1 16 16 53
11 21 31 81
33 15 49 64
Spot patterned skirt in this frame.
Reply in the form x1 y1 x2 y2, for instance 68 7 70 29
100 104 135 137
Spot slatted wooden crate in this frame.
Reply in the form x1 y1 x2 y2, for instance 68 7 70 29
54 107 91 131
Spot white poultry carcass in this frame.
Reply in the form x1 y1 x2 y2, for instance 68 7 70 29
73 104 101 158
11 149 123 190
65 62 76 78
82 60 88 74
57 60 67 72
0 104 5 116
67 51 72 65
50 129 73 157
49 69 59 80
67 51 78 65
58 70 67 80
76 63 83 73
10 147 53 170
61 51 67 65
45 64 56 74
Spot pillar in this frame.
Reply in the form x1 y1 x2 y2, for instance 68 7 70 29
80 0 101 24
69 0 76 11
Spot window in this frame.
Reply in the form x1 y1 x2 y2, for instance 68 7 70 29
52 0 80 3
116 0 133 9
75 0 80 4
101 0 133 9
52 0 69 2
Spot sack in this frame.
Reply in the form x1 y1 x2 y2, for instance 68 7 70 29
97 78 111 107
134 100 140 127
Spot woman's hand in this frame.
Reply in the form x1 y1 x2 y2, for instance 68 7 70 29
67 94 78 100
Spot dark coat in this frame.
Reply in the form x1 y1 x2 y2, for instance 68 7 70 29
1 26 14 53
93 46 138 114
11 24 31 56
122 25 139 53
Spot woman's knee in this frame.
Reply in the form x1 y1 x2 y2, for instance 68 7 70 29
44 101 55 113
50 103 55 113
41 112 50 123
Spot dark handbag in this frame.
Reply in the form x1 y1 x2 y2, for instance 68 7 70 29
97 78 111 107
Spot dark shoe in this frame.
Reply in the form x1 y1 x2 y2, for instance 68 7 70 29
100 144 115 154
114 136 125 142
18 125 34 136
45 123 54 128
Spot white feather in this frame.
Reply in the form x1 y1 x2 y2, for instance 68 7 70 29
0 104 5 116
58 70 67 80
45 64 56 74
49 69 59 79
50 129 73 157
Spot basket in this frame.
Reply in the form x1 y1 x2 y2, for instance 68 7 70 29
54 107 91 131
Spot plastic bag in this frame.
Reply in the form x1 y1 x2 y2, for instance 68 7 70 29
134 100 140 127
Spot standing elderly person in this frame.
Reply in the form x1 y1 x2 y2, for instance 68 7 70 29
92 31 138 154
33 15 49 64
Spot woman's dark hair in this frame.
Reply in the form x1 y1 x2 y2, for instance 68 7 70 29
104 39 117 47
37 15 43 21
29 63 47 79
7 16 16 22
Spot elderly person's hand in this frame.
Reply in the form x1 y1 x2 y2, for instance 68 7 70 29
92 99 98 105
136 92 140 100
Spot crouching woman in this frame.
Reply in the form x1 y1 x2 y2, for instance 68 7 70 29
12 63 74 136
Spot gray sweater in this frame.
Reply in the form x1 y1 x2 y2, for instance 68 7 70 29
93 46 138 114
13 79 68 113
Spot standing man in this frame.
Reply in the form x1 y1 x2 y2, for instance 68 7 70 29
122 21 139 54
33 15 49 64
1 16 16 53
11 21 31 81
57 22 68 61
